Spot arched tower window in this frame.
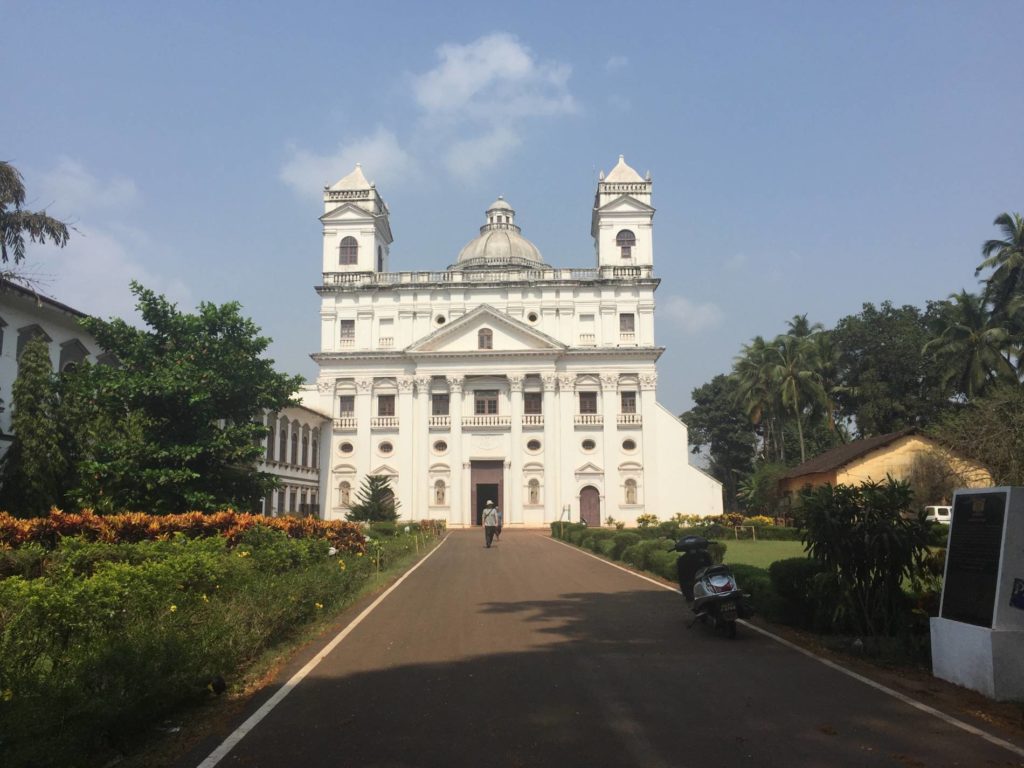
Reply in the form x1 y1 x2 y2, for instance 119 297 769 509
339 236 358 265
616 230 636 259
434 479 446 505
290 431 298 464
377 245 383 271
528 479 540 505
478 328 493 350
625 478 638 505
301 430 309 466
278 426 287 461
311 429 319 468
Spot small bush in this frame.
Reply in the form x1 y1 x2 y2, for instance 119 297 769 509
753 526 802 541
768 557 826 628
610 532 641 560
597 539 617 557
730 564 781 621
368 522 398 538
635 513 659 528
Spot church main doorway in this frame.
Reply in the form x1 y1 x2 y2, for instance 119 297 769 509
470 460 503 526
580 485 601 527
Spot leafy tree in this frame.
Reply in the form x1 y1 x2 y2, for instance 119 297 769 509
800 478 930 636
0 338 66 515
683 375 756 510
933 384 1024 485
977 212 1024 322
0 161 70 276
732 335 785 462
831 301 949 436
736 462 788 516
923 290 1017 399
74 283 302 513
346 475 400 522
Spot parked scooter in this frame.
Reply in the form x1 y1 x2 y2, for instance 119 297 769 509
673 535 752 639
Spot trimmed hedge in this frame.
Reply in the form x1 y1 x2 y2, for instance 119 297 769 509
768 557 827 628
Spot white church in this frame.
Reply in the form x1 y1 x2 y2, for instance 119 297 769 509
300 156 722 527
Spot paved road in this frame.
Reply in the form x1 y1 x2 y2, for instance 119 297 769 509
191 531 1023 767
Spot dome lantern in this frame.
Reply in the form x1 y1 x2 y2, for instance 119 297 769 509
450 196 546 272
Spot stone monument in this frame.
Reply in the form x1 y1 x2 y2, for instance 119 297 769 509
930 487 1024 700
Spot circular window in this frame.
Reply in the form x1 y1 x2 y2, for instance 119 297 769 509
433 440 448 453
526 439 542 452
435 314 446 325
379 441 393 455
582 439 596 451
622 439 637 452
339 442 354 454
527 312 538 323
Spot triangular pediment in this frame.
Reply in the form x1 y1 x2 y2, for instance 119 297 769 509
596 194 655 215
407 305 567 354
320 201 377 224
575 461 604 476
369 464 398 477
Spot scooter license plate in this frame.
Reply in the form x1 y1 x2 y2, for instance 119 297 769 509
719 602 738 620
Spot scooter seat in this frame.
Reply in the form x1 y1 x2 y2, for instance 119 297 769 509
695 564 733 580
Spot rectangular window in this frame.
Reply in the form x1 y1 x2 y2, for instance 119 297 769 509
579 391 598 414
378 394 395 416
523 391 543 414
474 390 498 415
432 393 450 415
340 319 355 339
619 313 635 333
339 395 355 415
621 391 637 413
289 490 297 513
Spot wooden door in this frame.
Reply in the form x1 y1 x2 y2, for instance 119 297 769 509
580 485 600 527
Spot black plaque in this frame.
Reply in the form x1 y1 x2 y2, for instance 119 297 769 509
941 491 1006 627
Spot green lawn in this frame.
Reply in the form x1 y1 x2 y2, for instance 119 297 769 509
717 539 806 569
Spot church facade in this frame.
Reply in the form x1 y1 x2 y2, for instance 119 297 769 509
300 157 722 527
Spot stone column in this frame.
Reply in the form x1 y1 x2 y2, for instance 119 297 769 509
558 373 577 523
508 374 524 526
397 376 414 522
413 375 432 522
638 372 658 520
447 376 464 526
541 373 558 523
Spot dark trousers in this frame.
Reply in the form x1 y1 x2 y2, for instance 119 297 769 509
484 525 497 547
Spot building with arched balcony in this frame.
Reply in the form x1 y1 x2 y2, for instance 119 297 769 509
302 156 722 527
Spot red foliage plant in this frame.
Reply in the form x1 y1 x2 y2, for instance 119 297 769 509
0 509 367 554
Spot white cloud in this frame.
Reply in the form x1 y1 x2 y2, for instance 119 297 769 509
19 160 191 324
606 55 628 72
26 223 192 323
659 296 723 335
414 33 576 121
37 157 139 216
282 33 576 192
280 128 414 197
444 126 522 182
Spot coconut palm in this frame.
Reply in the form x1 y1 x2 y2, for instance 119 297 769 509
732 336 783 462
976 212 1024 320
1 161 70 270
767 333 827 464
923 290 1017 399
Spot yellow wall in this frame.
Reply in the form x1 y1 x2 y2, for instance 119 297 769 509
781 435 992 497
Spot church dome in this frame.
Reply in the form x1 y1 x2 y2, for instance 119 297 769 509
451 197 546 271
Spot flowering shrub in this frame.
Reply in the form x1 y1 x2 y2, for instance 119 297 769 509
0 510 367 554
744 515 776 527
0 521 442 766
635 513 659 528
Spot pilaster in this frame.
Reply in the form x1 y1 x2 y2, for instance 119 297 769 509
413 375 432 519
557 373 576 523
508 374 524 525
447 376 465 526
601 373 619 521
397 376 414 520
638 372 658 519
542 373 558 523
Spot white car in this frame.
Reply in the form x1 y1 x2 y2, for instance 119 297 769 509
924 505 952 525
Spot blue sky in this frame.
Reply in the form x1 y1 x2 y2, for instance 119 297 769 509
5 1 1022 414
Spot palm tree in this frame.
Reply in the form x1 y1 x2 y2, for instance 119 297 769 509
923 290 1017 399
732 336 783 462
1 161 70 270
976 212 1024 320
768 333 826 464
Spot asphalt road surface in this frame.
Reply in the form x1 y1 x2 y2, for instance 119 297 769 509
189 530 1024 768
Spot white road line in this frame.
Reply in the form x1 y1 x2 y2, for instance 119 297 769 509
196 535 450 768
543 534 1024 759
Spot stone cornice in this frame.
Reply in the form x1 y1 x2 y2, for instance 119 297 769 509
312 346 664 364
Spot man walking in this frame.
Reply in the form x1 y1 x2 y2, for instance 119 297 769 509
482 500 499 548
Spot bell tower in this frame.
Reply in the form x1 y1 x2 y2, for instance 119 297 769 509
591 155 654 269
321 163 393 275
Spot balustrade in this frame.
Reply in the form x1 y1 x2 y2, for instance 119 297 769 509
371 416 399 429
574 413 604 426
617 413 642 426
428 415 451 428
522 414 544 426
333 417 357 430
462 415 511 428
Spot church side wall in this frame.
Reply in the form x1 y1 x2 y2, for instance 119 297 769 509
649 403 723 519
